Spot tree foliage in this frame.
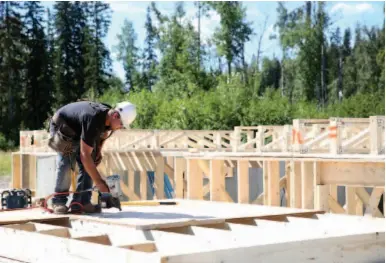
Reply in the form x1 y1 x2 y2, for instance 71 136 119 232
0 1 383 149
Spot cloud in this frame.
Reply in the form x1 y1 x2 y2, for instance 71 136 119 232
109 2 146 15
330 2 374 15
191 10 221 44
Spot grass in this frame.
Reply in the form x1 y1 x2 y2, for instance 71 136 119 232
0 151 12 177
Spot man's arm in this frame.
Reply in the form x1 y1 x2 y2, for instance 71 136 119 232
80 139 109 192
80 115 109 192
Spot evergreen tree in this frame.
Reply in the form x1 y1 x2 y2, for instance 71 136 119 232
142 5 158 91
210 2 253 80
114 19 140 92
0 1 26 143
83 1 112 99
23 1 53 130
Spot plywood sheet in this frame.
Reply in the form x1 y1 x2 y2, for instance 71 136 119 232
68 199 322 230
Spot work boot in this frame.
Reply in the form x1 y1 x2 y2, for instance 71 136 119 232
69 202 101 214
82 203 102 214
52 204 68 214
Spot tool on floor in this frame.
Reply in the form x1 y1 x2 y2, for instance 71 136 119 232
42 175 123 214
98 174 122 211
1 188 32 210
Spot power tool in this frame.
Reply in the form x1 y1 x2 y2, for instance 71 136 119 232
97 175 122 211
1 189 32 209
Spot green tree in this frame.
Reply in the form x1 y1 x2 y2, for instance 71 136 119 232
83 1 112 99
114 18 141 92
210 2 253 80
141 5 158 91
23 1 54 130
0 1 26 143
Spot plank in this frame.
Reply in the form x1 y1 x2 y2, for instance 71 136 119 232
320 162 385 187
174 158 186 198
290 161 302 208
164 233 384 263
301 161 314 209
210 160 225 202
187 159 203 200
237 160 249 204
154 156 165 199
0 225 158 263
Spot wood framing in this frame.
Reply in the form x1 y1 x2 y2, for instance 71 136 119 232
0 200 384 263
9 116 385 220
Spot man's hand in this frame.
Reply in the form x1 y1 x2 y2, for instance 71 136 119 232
95 179 110 193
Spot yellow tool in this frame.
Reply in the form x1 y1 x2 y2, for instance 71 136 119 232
120 201 177 206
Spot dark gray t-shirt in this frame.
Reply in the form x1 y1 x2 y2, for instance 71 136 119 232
55 101 111 148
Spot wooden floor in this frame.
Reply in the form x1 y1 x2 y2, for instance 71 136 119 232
0 200 384 263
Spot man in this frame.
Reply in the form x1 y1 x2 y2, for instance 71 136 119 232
48 100 136 214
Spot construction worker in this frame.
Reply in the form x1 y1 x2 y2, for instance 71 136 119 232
47 101 136 214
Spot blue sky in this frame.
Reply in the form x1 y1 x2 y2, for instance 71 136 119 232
42 1 385 82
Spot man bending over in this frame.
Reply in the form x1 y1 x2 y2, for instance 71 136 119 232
47 101 136 214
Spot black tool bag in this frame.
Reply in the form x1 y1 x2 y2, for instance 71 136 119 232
48 115 79 156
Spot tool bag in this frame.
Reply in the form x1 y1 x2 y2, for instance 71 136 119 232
48 114 79 156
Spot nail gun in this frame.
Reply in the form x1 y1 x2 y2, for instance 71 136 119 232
97 175 122 211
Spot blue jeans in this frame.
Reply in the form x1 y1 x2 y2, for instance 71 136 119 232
49 120 96 206
51 148 95 206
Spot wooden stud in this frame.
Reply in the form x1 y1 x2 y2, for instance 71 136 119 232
174 158 186 199
263 161 269 205
267 160 280 206
329 118 342 154
370 116 384 155
209 160 232 202
140 170 147 200
12 153 22 188
346 187 357 215
154 156 165 199
301 161 314 209
187 159 203 200
237 160 249 204
290 161 302 208
315 185 329 211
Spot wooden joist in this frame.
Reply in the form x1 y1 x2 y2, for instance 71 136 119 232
0 200 384 263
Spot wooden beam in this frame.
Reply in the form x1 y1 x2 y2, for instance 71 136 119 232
355 187 383 218
370 116 384 155
210 159 224 202
328 195 346 214
320 162 384 187
187 159 203 200
267 161 280 206
154 156 165 199
263 161 268 205
237 160 249 204
315 185 329 211
140 170 147 200
11 153 21 188
174 158 186 199
290 161 302 208
364 188 384 217
301 161 314 209
346 187 357 215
